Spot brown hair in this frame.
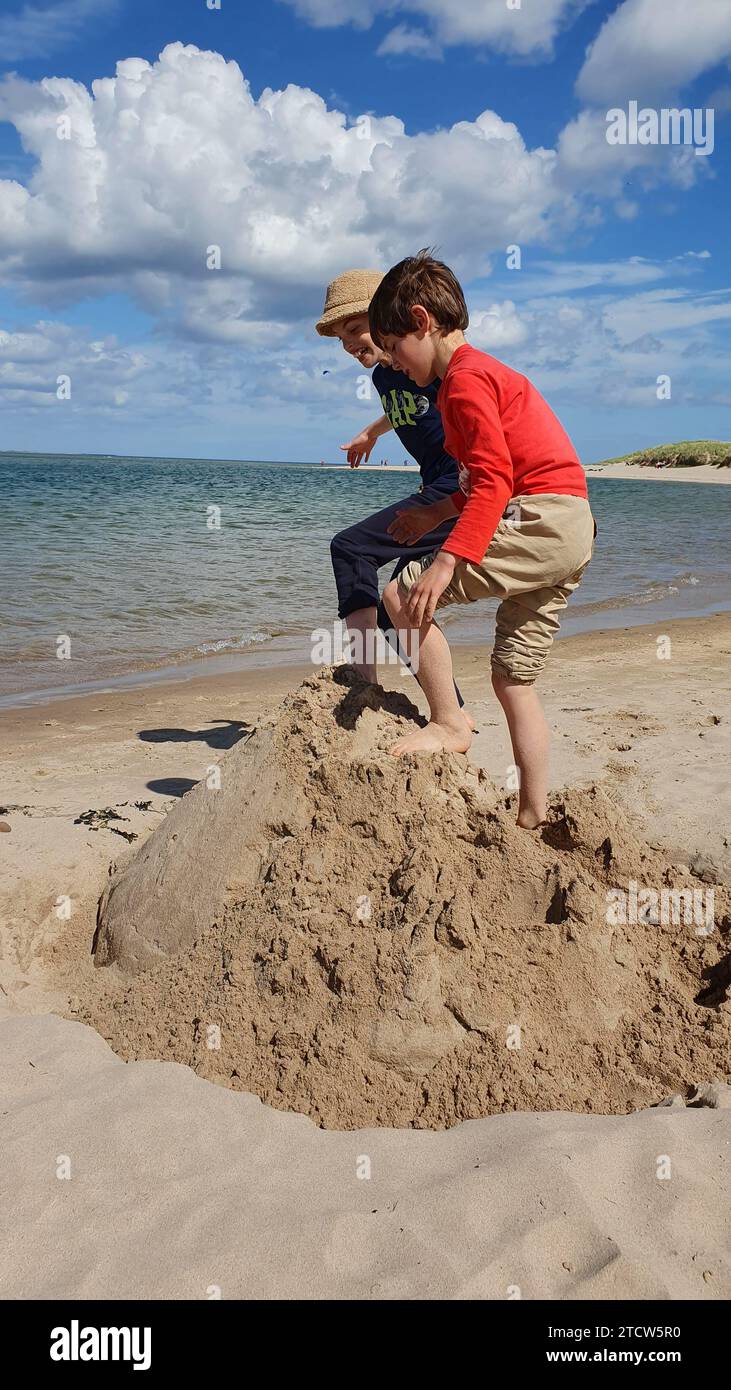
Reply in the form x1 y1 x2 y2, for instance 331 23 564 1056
369 249 469 347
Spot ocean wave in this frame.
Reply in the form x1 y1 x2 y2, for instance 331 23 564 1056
194 632 272 655
574 573 702 616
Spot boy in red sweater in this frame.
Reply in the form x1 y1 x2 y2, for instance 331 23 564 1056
369 251 596 829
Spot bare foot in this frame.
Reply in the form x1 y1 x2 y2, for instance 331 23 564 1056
516 805 546 830
464 710 477 732
389 717 472 757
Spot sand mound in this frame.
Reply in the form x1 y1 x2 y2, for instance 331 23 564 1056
76 667 730 1130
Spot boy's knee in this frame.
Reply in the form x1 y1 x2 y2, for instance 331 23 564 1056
330 529 350 561
491 667 507 696
383 578 401 617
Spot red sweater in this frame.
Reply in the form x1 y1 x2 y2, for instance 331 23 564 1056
437 344 587 565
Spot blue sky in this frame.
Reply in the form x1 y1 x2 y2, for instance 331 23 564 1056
1 0 730 462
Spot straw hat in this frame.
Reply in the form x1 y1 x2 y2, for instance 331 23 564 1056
315 269 384 336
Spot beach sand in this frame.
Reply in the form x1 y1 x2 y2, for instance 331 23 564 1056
1 614 730 1298
2 1010 729 1300
324 462 731 482
586 463 731 485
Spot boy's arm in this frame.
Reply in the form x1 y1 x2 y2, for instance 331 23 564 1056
438 375 513 564
430 494 460 523
386 490 459 544
340 413 392 467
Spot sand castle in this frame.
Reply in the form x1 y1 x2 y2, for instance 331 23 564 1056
81 667 730 1131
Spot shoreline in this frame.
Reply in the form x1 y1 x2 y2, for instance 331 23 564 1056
4 602 730 712
3 608 727 729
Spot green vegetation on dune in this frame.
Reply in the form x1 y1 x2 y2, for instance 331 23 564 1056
598 440 731 469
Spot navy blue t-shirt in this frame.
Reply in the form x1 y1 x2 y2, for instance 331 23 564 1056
372 364 459 491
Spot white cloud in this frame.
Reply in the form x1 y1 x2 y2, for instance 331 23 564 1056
561 3 730 216
466 284 731 410
280 0 591 58
4 269 730 443
0 44 571 340
556 106 711 197
0 321 155 410
0 313 378 428
604 288 731 344
1 19 726 453
377 24 442 61
0 40 721 350
504 256 674 296
0 40 724 367
577 0 731 105
276 0 376 26
412 0 590 55
469 300 529 350
0 0 118 62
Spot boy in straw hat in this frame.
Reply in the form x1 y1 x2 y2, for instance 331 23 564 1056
369 251 596 830
316 268 469 710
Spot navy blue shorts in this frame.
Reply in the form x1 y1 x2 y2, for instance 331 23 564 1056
330 481 459 620
330 481 465 707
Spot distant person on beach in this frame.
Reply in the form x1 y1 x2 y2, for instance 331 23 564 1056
370 251 596 829
316 268 468 711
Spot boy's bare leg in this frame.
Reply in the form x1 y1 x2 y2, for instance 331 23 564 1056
345 605 378 683
383 581 472 756
344 603 477 730
491 671 548 829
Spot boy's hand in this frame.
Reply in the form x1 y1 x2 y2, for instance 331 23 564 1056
340 430 375 468
405 552 457 627
387 504 438 545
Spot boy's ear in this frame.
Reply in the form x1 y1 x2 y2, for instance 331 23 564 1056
411 303 431 335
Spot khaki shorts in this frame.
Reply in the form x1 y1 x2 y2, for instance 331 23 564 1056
397 493 596 684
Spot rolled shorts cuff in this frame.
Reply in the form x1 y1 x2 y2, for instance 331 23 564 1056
490 647 545 685
338 589 380 620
